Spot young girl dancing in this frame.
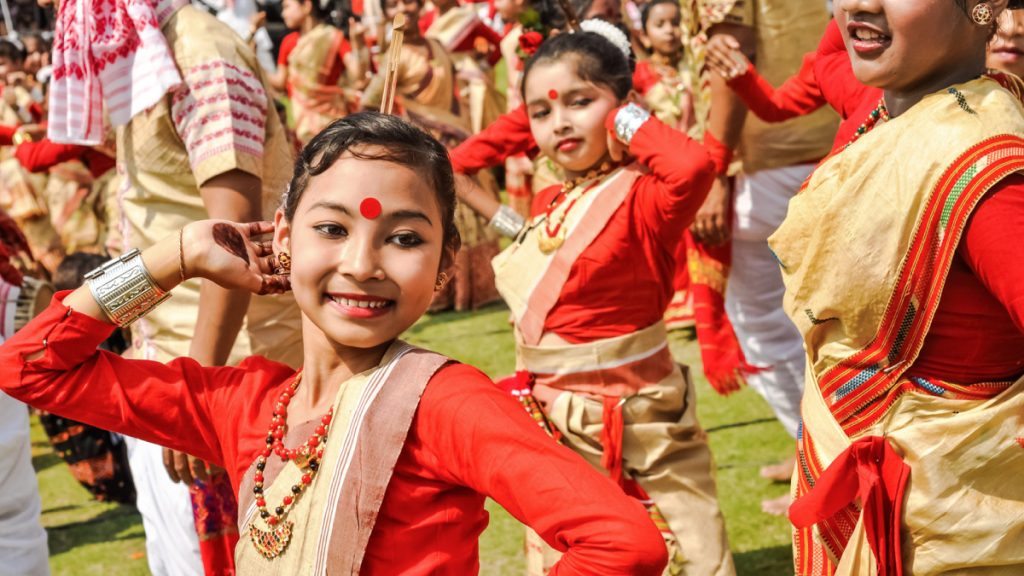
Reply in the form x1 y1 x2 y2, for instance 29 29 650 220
492 25 735 576
0 113 668 574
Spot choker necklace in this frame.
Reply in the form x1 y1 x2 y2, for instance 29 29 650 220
538 161 618 254
249 371 335 559
845 99 889 149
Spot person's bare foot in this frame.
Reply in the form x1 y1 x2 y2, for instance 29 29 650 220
761 493 792 516
760 455 796 482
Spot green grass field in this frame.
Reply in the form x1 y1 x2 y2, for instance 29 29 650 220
33 303 795 575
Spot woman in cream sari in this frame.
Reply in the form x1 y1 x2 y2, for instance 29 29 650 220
270 0 367 145
771 1 1024 574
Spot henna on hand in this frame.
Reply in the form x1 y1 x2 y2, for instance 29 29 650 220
258 275 291 295
212 223 250 266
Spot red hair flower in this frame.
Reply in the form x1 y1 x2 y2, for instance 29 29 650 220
518 31 544 57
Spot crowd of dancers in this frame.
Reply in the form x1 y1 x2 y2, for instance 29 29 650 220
0 0 1022 574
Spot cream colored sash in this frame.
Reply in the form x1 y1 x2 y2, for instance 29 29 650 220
235 342 449 574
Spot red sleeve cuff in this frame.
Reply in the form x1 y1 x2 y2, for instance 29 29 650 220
703 131 733 176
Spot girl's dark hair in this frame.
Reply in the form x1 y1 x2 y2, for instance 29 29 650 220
0 40 25 63
303 0 335 22
641 0 680 31
522 30 634 101
283 112 461 256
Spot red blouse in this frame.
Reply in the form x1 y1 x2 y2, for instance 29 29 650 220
726 18 882 151
631 60 663 96
0 294 667 575
15 140 115 178
530 115 715 343
449 103 535 175
911 176 1024 382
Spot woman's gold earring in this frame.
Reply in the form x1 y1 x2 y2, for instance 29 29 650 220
274 251 292 275
434 272 449 291
972 2 994 26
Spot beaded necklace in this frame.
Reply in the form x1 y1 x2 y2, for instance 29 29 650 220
538 162 618 253
845 99 890 149
249 371 335 559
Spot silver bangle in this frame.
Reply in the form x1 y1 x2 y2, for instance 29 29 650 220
613 103 652 146
86 249 170 327
488 204 526 238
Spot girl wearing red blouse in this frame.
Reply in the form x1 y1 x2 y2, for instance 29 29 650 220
0 113 667 575
492 24 735 576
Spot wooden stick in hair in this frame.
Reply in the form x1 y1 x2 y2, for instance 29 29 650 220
380 13 407 115
555 0 582 32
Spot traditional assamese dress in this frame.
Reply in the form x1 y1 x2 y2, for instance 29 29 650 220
492 111 735 576
14 139 117 255
772 75 1024 575
0 293 670 575
280 24 356 145
0 87 60 274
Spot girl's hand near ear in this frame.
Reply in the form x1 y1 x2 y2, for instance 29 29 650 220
183 220 291 295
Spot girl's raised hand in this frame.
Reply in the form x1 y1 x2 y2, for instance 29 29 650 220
705 33 750 80
182 220 290 295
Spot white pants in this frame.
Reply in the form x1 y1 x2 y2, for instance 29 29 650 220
124 438 204 576
725 165 813 439
0 393 49 576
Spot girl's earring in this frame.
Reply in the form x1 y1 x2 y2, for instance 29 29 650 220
434 272 449 291
972 2 994 26
274 251 292 275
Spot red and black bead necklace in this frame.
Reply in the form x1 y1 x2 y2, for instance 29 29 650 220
845 99 890 149
249 371 335 559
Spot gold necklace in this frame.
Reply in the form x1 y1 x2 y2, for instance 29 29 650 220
537 162 617 254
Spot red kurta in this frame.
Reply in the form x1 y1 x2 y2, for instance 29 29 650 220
530 115 714 343
0 293 668 575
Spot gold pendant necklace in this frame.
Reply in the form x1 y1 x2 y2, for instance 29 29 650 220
537 227 566 253
249 519 295 559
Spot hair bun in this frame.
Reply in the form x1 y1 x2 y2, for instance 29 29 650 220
579 19 631 62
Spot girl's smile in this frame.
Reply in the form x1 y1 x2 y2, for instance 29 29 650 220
847 19 892 56
324 292 396 319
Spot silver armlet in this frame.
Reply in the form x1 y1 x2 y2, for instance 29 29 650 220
613 103 652 146
488 205 526 238
86 249 171 327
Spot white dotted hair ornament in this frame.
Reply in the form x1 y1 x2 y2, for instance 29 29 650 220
579 19 632 62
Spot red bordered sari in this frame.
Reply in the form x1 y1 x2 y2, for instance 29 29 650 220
770 76 1024 576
